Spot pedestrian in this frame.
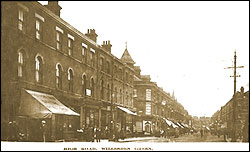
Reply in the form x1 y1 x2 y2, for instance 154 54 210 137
40 120 47 142
96 128 101 142
7 121 18 141
200 128 203 137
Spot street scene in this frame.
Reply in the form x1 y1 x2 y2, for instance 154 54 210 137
1 1 249 151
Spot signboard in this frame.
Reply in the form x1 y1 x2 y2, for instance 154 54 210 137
86 89 91 96
145 102 151 115
146 89 151 101
107 106 111 111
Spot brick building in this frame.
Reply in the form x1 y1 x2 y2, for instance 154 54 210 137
133 66 189 136
211 87 249 141
1 1 135 141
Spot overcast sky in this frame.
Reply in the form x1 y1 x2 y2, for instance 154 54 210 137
39 1 249 117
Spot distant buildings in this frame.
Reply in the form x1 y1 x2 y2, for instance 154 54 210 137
1 1 190 141
133 66 190 136
211 87 249 142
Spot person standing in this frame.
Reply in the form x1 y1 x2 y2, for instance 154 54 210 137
96 128 101 142
40 120 47 142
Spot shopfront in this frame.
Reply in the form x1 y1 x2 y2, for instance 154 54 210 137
18 89 80 141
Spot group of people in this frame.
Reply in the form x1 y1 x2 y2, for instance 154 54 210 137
77 125 128 142
77 125 101 142
4 120 48 142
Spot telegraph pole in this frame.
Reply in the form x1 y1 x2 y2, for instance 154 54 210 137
224 49 244 142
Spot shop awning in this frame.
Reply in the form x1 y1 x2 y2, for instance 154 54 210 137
117 106 137 116
18 89 80 119
163 118 178 128
176 122 184 128
181 122 189 128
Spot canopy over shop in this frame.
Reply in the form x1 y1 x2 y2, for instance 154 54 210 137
17 89 80 141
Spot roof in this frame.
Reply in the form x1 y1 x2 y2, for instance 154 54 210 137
120 48 135 64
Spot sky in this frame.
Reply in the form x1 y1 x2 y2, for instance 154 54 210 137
39 1 249 118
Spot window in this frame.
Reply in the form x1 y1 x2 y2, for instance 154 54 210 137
106 61 110 74
100 57 104 71
68 38 73 56
35 56 43 83
18 51 24 77
82 46 86 63
114 65 117 78
35 20 42 40
107 84 110 101
120 89 122 104
125 91 128 106
56 31 62 50
68 69 73 92
56 64 62 89
101 80 104 100
90 52 94 67
133 89 137 97
125 72 128 82
82 75 86 95
18 10 24 31
129 93 132 106
90 78 94 97
114 87 117 103
119 68 122 80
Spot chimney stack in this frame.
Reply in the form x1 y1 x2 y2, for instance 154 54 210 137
85 29 98 42
45 1 62 17
101 40 112 53
240 86 244 94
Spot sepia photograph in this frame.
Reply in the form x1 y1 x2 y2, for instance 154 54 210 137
1 1 249 151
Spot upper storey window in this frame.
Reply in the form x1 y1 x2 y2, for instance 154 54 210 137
35 13 44 40
68 34 74 56
18 10 24 31
17 51 24 77
35 56 43 84
17 3 29 32
56 26 64 51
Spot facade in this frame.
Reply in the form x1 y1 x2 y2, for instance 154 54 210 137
133 66 190 136
1 1 135 141
211 87 249 142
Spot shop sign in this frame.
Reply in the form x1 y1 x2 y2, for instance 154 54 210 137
86 89 91 96
146 89 151 101
107 106 111 111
